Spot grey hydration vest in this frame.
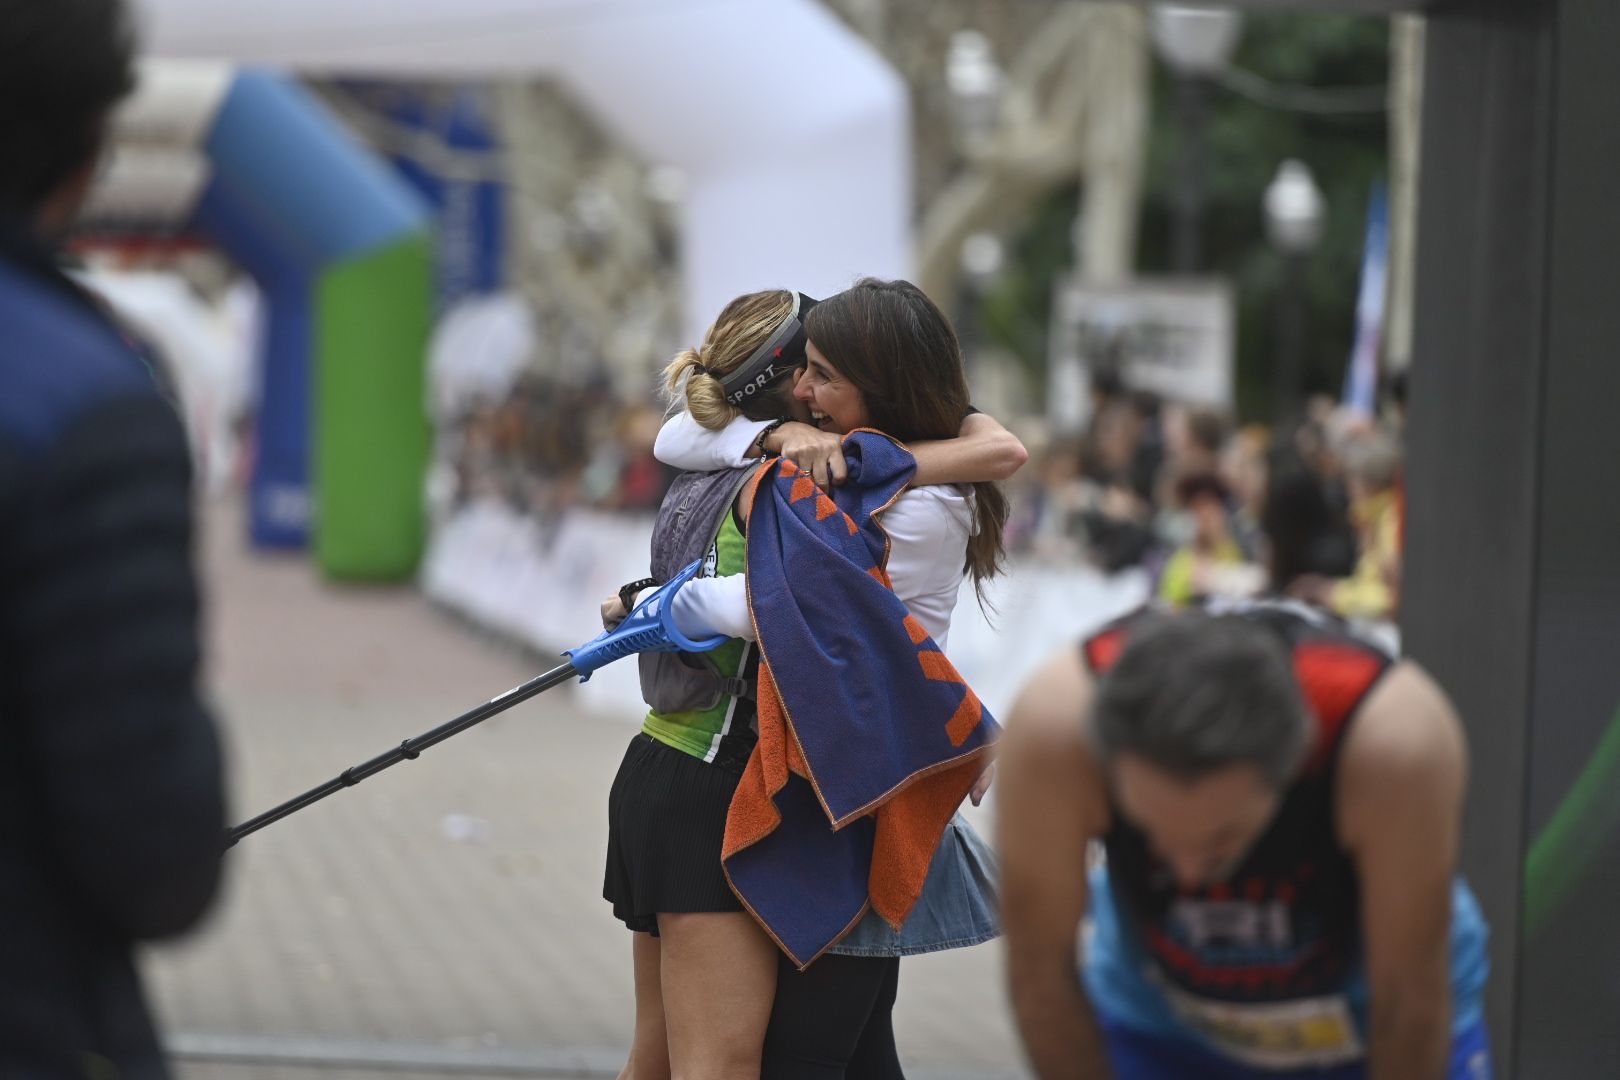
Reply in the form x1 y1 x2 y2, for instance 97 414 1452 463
638 464 758 714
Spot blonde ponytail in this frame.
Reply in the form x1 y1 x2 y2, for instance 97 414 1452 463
661 289 796 431
662 348 734 430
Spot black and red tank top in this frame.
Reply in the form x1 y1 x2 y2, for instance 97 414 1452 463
1081 599 1393 1005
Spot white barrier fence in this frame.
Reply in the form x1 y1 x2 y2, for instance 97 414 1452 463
422 499 1153 724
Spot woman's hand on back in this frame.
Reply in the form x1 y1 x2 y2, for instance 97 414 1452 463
762 421 847 487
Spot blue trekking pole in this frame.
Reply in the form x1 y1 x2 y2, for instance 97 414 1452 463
224 560 725 846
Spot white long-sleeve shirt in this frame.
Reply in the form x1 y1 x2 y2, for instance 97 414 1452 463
657 412 973 647
653 409 770 473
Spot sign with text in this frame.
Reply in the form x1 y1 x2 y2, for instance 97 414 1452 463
1047 278 1236 435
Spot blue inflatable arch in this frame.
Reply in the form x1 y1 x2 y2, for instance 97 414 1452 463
193 71 433 579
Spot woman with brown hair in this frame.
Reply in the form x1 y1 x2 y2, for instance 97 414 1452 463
626 278 1013 1078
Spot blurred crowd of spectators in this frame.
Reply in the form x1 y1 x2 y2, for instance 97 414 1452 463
434 373 672 522
1006 368 1407 625
432 356 1405 631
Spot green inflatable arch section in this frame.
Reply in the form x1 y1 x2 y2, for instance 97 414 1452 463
315 234 435 579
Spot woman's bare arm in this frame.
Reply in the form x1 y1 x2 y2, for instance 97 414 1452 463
910 412 1029 486
761 411 1029 488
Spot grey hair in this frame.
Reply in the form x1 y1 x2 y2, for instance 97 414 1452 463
1092 613 1309 788
1342 429 1402 493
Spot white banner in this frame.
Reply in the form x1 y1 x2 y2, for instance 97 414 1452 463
421 503 1152 723
1048 277 1236 435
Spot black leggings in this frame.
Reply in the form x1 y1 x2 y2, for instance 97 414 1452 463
762 953 905 1080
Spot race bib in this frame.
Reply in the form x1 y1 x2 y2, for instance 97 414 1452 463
1157 982 1363 1070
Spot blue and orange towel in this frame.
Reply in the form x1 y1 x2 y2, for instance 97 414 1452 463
721 430 997 968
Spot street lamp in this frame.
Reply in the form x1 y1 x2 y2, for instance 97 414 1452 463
1263 159 1326 419
1151 5 1243 275
945 30 1004 157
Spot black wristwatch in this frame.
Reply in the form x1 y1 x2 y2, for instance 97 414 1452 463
619 577 659 613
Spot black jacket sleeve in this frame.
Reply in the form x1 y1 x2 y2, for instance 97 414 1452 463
6 391 227 940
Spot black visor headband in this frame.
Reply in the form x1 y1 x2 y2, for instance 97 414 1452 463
721 292 820 408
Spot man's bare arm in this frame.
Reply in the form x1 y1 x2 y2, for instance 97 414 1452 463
1338 661 1467 1080
998 646 1114 1079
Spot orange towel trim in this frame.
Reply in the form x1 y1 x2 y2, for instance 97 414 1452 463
724 655 990 940
723 437 993 960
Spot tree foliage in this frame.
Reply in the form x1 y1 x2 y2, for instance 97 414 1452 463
978 13 1391 421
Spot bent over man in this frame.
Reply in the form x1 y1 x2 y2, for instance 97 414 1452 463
998 602 1489 1079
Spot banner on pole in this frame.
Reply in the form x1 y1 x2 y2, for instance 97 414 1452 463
1342 183 1388 418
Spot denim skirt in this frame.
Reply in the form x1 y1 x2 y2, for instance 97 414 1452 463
829 812 1000 957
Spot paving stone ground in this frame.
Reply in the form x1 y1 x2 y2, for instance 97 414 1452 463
150 500 1026 1079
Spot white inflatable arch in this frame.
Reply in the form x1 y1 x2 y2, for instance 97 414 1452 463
134 0 914 339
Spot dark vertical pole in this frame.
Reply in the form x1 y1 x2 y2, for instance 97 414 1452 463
1511 0 1620 1075
1401 0 1620 1074
957 277 981 382
1171 73 1208 276
1273 252 1305 420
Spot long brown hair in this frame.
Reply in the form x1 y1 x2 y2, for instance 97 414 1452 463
804 278 1008 595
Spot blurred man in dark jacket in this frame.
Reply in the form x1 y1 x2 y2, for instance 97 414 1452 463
0 1 228 1075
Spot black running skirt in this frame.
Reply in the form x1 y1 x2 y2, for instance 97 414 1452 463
604 733 746 933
